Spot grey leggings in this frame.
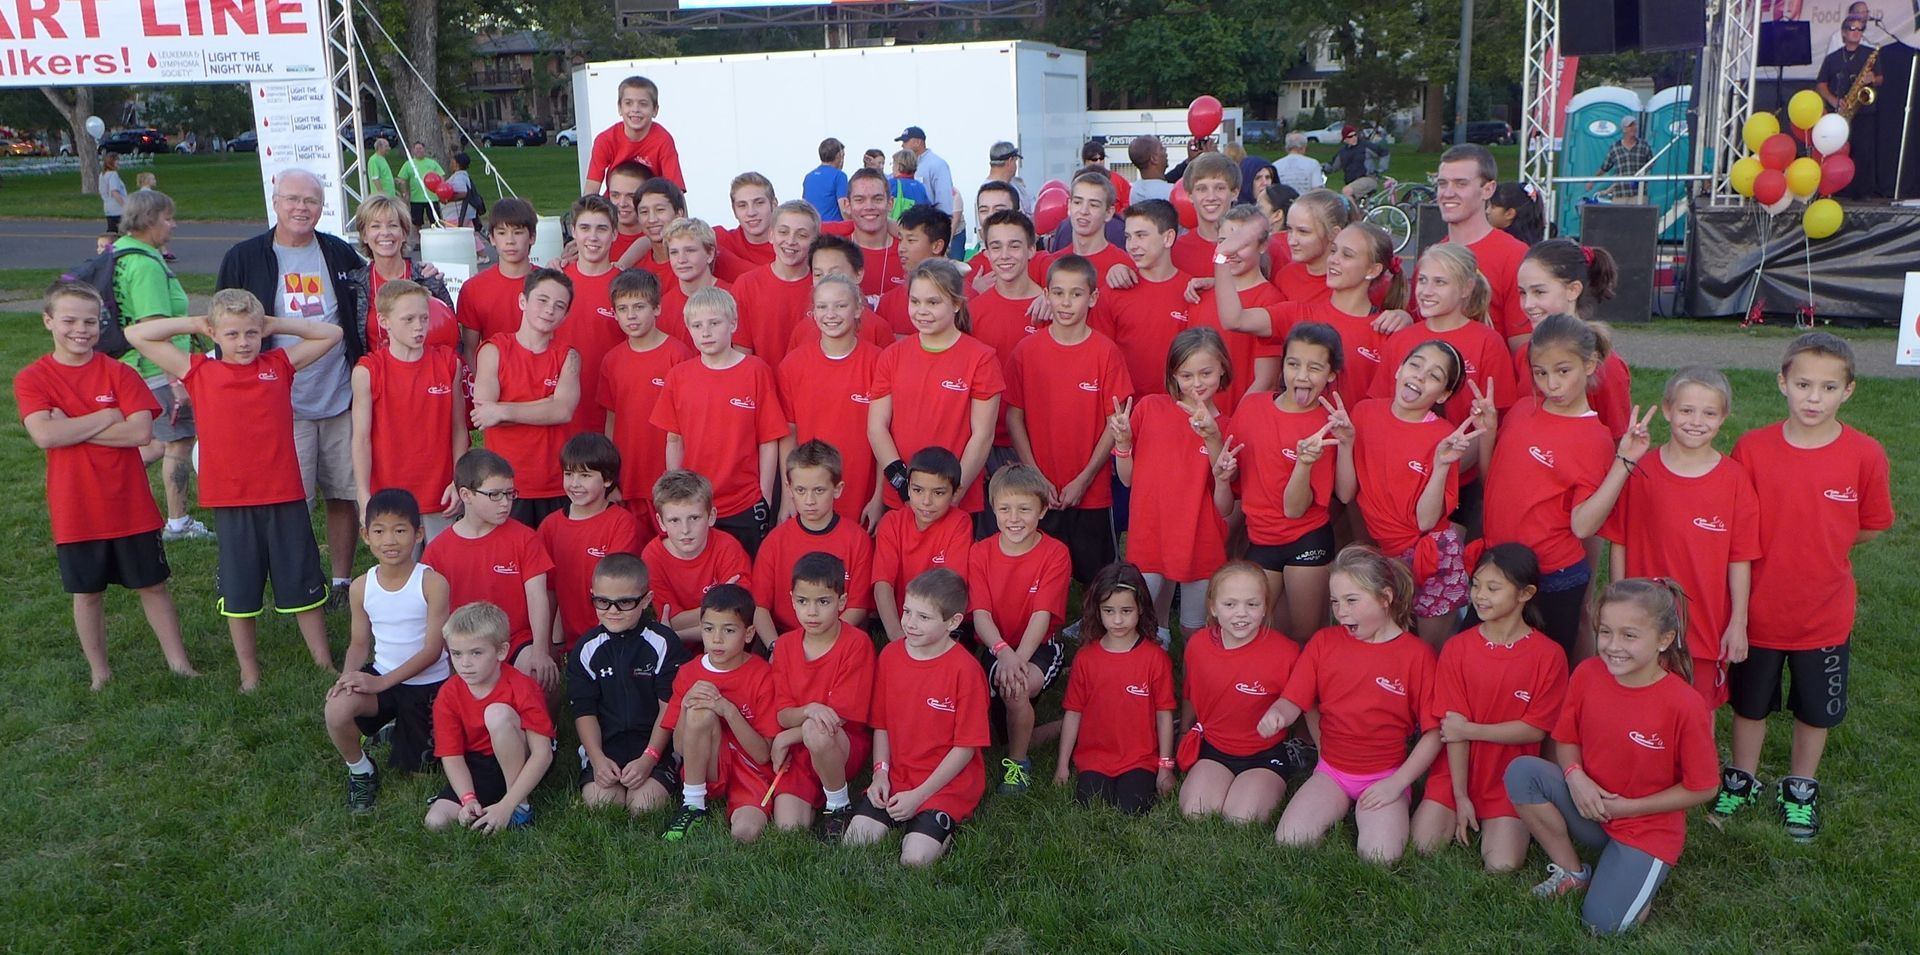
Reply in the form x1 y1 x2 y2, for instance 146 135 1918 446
1505 756 1672 936
1142 574 1211 635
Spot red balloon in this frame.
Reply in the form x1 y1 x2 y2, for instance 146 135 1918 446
1759 133 1797 171
1188 95 1223 139
1033 188 1069 236
1038 178 1067 201
1819 154 1856 195
1752 169 1788 205
1171 183 1198 229
423 171 444 189
434 183 456 201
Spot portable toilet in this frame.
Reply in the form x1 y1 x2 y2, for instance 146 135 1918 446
1557 86 1643 238
1644 86 1692 243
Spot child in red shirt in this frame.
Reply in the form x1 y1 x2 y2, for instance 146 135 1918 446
1718 334 1893 839
1042 171 1134 285
586 75 683 193
871 447 974 641
472 268 581 529
21 283 193 688
616 177 681 279
1109 327 1233 639
751 440 875 645
655 216 728 345
1170 153 1238 277
126 289 339 691
843 569 990 867
779 274 885 527
1505 579 1717 935
1269 189 1345 303
604 162 651 267
1056 562 1176 815
876 204 951 336
730 201 821 363
1514 239 1632 439
597 269 691 525
1409 544 1568 871
351 279 467 542
558 196 625 436
651 287 787 556
423 449 560 690
1191 207 1291 408
659 584 780 843
424 603 555 833
969 210 1045 386
766 553 878 840
642 470 753 644
968 466 1072 792
1176 562 1303 823
456 198 539 368
1105 200 1195 398
789 235 895 354
539 433 643 651
716 172 778 279
1266 547 1441 864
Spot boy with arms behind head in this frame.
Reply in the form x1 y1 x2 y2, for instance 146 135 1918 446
424 449 561 691
750 440 875 647
471 268 580 528
660 584 780 842
351 279 467 542
642 470 754 643
767 552 877 840
597 269 692 523
587 75 683 194
871 446 974 641
570 552 692 815
539 433 643 651
424 602 554 832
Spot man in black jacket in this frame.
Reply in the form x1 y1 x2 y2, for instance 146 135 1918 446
1329 125 1388 201
216 168 366 604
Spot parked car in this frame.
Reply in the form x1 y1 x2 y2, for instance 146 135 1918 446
359 122 401 149
0 137 45 156
227 130 258 153
1444 120 1514 145
1302 121 1389 144
554 126 578 147
1243 120 1281 145
482 122 546 147
100 128 169 154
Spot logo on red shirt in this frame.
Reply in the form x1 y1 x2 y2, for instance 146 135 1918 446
597 307 615 320
1513 689 1532 703
1125 683 1150 697
1407 460 1428 476
587 547 608 558
1628 731 1666 750
1463 359 1479 376
931 553 948 564
1077 381 1100 393
1528 446 1556 469
1691 516 1728 533
1357 347 1382 363
1233 681 1271 696
1168 310 1189 324
542 377 560 389
851 393 872 404
426 384 452 396
1824 487 1859 503
728 397 757 410
651 377 667 387
257 369 280 381
940 378 970 392
1283 448 1299 462
1374 676 1407 696
925 696 956 712
492 562 520 575
93 393 115 404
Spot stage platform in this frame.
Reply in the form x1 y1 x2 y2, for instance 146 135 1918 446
1688 203 1917 323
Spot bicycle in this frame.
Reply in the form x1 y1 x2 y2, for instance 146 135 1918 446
1358 176 1437 254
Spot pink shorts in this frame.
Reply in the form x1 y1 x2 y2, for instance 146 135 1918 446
1316 759 1408 802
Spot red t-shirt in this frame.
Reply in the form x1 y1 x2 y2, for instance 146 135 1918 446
730 266 814 364
1127 394 1230 581
1266 300 1387 411
966 534 1072 644
656 277 730 347
715 226 776 275
358 346 461 511
1038 240 1132 286
597 336 694 508
632 251 675 288
433 666 555 758
1350 399 1458 555
872 507 974 597
771 622 877 729
611 231 643 267
1233 394 1333 546
1600 453 1762 664
559 264 624 435
870 639 991 821
821 222 904 298
481 333 572 499
1170 229 1218 279
422 521 556 656
661 654 780 804
1004 329 1133 510
871 335 1006 513
365 270 460 354
875 285 914 338
1424 627 1568 818
1483 398 1613 573
1514 345 1634 440
778 340 882 523
587 122 684 189
1283 627 1438 775
15 353 164 544
1732 423 1894 650
641 533 753 622
1553 658 1718 865
1062 636 1176 776
454 266 528 344
183 350 304 507
1371 319 1517 483
750 515 876 633
1411 230 1530 341
1190 281 1284 414
967 249 1051 293
1182 626 1300 758
968 286 1043 444
1106 271 1197 401
649 356 787 518
1270 260 1331 303
538 505 643 647
783 306 894 356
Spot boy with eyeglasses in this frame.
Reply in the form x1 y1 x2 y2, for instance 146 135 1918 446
424 449 560 693
569 551 692 815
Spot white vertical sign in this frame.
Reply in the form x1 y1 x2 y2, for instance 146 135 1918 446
1897 273 1920 367
250 78 347 237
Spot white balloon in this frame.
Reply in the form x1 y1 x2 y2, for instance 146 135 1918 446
84 115 105 140
1763 193 1794 216
1811 114 1850 156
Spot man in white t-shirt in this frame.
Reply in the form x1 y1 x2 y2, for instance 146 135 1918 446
1272 132 1327 195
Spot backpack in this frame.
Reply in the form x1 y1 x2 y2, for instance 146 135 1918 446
60 245 169 358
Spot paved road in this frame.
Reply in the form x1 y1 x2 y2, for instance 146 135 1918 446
1612 328 1916 379
0 217 261 275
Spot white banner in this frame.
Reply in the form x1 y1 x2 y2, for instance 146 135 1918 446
1898 272 1920 366
251 78 347 236
0 0 326 87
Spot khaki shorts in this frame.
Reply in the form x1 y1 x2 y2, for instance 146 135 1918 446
1346 176 1380 198
293 411 356 502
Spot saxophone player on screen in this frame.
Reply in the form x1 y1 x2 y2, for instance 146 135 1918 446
1816 16 1884 199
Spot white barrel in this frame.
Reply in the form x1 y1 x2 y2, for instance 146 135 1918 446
419 226 478 272
529 215 565 268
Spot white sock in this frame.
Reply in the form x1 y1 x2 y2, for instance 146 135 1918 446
824 784 850 811
516 801 531 813
683 782 708 810
346 754 374 775
332 577 352 589
166 515 190 531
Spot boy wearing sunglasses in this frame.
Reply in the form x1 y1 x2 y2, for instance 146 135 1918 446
569 551 692 815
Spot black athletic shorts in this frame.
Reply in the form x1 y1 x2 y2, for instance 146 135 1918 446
1246 522 1337 571
352 667 443 773
511 495 568 530
432 751 509 807
1198 737 1305 778
1039 506 1118 585
213 502 328 617
57 530 170 594
1074 768 1159 815
714 499 772 558
1448 477 1485 538
576 736 682 793
1728 643 1850 729
851 794 957 842
986 639 1065 699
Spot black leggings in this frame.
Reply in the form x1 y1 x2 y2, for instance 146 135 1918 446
1074 769 1158 815
1532 580 1590 657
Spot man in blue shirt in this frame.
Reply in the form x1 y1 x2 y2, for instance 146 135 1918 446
803 137 850 222
897 125 959 259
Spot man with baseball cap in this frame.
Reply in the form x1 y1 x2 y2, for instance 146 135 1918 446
898 125 961 258
984 141 1032 214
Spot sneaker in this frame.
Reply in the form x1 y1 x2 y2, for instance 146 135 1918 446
1777 775 1820 842
345 766 379 815
661 804 709 841
1060 620 1084 643
999 757 1033 795
508 803 534 830
1706 766 1761 828
819 806 853 844
1530 863 1591 898
370 720 396 751
161 519 216 542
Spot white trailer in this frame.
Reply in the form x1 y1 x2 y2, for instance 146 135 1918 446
572 41 1089 226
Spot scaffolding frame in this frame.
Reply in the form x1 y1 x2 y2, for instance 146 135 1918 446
324 0 368 204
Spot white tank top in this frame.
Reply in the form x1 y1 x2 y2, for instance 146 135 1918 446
365 563 450 684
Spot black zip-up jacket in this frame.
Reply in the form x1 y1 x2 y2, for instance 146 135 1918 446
568 619 692 755
215 228 368 365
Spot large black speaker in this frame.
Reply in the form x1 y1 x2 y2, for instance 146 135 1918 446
1638 0 1706 51
1578 204 1658 324
1412 203 1446 258
1560 0 1704 55
1757 20 1813 67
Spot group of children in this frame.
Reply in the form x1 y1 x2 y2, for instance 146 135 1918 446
20 83 1895 933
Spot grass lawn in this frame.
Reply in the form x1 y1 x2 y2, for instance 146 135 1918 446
2 311 1916 949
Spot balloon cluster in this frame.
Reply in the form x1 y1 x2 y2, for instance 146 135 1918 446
423 171 457 202
1730 93 1849 240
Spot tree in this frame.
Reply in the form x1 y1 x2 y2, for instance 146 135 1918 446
37 86 101 194
146 85 253 149
1043 0 1311 114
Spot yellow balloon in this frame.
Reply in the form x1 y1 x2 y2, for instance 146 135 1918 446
1788 90 1826 131
1804 198 1844 239
1786 156 1823 198
1730 156 1763 197
1744 112 1781 153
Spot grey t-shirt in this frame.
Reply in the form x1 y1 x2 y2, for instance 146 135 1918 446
270 239 350 419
